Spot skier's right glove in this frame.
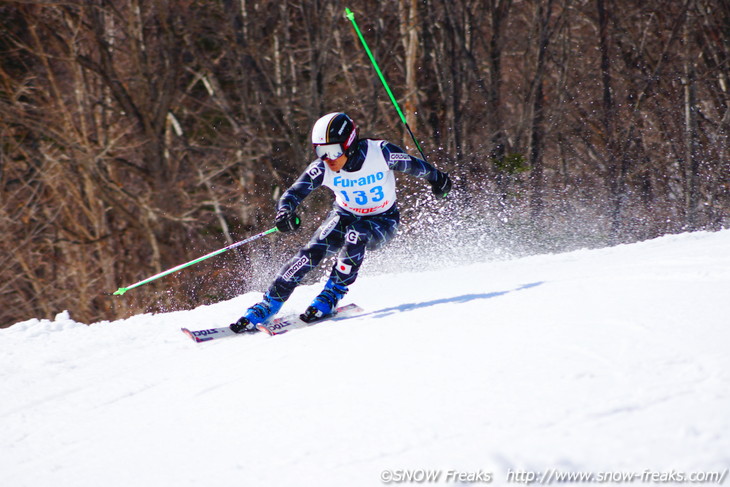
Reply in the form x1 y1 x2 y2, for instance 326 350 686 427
430 172 452 199
275 208 301 233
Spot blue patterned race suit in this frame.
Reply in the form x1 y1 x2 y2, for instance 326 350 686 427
266 138 445 302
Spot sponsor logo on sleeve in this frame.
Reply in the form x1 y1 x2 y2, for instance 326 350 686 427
389 153 411 162
308 165 322 179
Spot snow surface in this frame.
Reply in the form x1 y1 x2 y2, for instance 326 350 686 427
2 230 729 487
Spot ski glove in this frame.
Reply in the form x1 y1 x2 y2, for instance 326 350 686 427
430 172 452 199
275 208 301 233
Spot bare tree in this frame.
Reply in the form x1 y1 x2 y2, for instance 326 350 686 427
2 0 729 327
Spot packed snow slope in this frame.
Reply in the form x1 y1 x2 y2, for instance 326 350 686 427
2 230 730 487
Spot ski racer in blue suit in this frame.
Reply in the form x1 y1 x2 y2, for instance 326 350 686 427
230 112 452 332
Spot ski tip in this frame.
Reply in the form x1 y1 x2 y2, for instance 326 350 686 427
338 303 364 314
256 324 275 336
181 327 203 343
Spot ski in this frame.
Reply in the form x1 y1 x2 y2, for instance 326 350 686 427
180 303 364 342
181 325 238 343
258 303 364 336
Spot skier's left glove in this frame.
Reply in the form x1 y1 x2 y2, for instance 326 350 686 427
430 172 452 199
275 208 301 233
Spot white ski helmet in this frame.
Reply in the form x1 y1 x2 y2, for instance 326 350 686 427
311 112 359 160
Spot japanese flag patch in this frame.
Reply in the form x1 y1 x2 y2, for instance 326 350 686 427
337 260 352 275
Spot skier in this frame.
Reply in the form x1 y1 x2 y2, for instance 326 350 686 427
230 112 452 333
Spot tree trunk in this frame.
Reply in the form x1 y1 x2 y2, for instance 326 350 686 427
400 0 420 149
683 5 701 230
528 0 555 220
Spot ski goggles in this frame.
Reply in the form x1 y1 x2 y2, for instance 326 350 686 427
314 143 344 161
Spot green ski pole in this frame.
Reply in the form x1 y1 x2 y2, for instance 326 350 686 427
112 227 279 295
345 7 428 162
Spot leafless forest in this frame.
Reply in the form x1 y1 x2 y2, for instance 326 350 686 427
1 0 728 326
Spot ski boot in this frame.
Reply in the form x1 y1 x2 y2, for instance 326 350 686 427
300 279 348 323
230 293 284 333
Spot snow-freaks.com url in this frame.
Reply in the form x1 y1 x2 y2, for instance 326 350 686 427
506 468 729 484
